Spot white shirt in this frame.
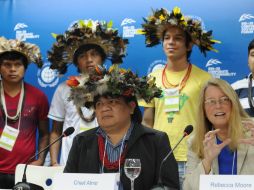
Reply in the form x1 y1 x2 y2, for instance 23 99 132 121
48 82 97 165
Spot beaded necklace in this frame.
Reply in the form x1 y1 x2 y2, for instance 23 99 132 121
0 81 24 122
162 63 192 91
98 135 127 171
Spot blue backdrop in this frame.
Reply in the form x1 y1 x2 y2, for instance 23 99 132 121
1 0 254 103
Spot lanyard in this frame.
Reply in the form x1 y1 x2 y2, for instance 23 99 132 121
101 133 127 173
232 151 236 175
0 81 24 123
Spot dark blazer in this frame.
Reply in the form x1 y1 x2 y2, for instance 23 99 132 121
64 123 179 190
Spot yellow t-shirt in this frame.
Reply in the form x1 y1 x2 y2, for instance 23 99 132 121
139 64 211 161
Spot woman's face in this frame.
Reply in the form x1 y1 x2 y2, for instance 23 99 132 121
204 85 232 130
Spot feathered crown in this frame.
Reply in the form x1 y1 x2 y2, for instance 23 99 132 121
66 65 162 108
141 7 221 55
0 36 43 67
47 20 129 74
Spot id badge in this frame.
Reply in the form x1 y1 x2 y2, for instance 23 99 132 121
0 125 19 151
164 88 180 112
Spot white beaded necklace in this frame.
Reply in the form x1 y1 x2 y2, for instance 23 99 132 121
0 81 24 121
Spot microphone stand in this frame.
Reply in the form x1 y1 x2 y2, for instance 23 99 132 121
13 134 66 190
151 133 189 190
150 129 193 190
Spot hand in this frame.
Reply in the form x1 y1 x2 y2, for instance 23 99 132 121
239 120 254 145
29 159 44 166
51 162 60 166
202 129 231 173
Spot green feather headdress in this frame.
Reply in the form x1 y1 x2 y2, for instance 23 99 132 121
141 7 221 56
47 20 129 74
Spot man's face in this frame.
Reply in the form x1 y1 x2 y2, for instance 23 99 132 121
95 97 135 132
77 49 103 74
248 48 254 73
0 60 25 83
162 26 192 60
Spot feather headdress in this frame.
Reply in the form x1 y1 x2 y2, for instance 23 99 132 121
67 65 162 108
0 36 43 67
141 7 221 55
48 20 128 74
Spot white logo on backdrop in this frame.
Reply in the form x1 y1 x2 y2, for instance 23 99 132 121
121 18 140 38
239 13 254 34
239 14 254 22
147 60 166 75
205 59 222 67
37 62 59 88
121 18 136 26
206 59 236 78
14 23 28 30
14 23 40 41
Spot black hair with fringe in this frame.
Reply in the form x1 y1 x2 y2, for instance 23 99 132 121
0 51 28 69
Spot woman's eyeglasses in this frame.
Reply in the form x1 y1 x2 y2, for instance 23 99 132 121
204 96 231 107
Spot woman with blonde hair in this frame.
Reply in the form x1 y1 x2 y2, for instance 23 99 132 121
183 78 254 190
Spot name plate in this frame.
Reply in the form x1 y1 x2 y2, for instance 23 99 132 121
200 175 254 190
53 173 119 190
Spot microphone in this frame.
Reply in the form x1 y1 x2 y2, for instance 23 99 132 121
151 125 193 190
12 127 75 190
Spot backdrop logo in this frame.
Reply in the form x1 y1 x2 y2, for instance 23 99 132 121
239 14 254 34
205 59 222 67
206 59 236 78
147 60 166 75
121 18 136 26
14 23 40 41
121 18 142 38
14 23 28 30
37 62 59 88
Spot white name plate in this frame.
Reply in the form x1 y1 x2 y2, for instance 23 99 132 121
53 173 119 190
200 175 254 190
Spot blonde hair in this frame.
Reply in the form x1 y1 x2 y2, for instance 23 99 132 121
191 78 250 159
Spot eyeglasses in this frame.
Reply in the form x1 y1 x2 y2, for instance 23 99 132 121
204 96 231 107
95 98 122 109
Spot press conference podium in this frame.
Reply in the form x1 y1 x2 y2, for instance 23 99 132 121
14 164 64 190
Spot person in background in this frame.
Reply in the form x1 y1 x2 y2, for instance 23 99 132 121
139 6 220 188
232 39 254 117
183 78 254 190
64 65 179 190
47 20 128 166
0 37 49 188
